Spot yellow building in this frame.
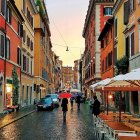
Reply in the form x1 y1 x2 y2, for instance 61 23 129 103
123 0 140 114
112 0 126 62
34 0 53 99
15 0 37 107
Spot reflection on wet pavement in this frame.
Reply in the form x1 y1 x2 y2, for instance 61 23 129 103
0 103 96 140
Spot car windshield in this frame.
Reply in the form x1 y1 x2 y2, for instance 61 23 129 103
45 98 52 104
51 94 57 99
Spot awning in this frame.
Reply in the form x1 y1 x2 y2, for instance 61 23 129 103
95 68 140 92
90 78 111 91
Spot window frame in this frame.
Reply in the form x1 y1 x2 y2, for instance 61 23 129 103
0 31 5 58
103 7 112 16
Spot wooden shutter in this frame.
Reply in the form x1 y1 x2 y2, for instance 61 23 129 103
20 24 23 37
125 36 130 57
124 1 129 25
1 35 4 57
131 32 134 56
1 0 5 15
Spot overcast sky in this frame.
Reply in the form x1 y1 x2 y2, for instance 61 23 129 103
45 0 89 66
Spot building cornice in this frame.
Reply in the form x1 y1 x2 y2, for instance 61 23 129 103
112 0 123 15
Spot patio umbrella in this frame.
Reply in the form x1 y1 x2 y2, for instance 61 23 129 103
95 69 140 122
59 92 72 98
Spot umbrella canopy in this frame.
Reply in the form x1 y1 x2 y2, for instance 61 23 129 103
59 92 72 98
90 78 112 91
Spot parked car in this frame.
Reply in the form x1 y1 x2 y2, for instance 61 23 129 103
46 94 59 108
37 97 54 111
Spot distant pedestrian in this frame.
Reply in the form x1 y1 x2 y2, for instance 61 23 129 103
61 98 68 122
92 96 100 117
70 97 74 110
76 94 81 110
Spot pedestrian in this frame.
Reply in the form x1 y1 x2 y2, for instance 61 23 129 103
76 94 81 110
70 97 74 110
92 96 100 117
61 98 68 122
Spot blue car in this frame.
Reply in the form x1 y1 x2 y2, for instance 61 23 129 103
37 97 54 111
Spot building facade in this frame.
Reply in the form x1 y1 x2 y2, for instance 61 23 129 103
62 67 74 91
82 0 114 99
0 0 24 112
15 0 36 107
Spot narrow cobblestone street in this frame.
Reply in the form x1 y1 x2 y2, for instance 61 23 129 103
0 103 96 140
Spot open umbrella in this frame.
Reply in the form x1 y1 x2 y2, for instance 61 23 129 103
59 92 72 98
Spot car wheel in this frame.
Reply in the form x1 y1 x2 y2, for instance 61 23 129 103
37 108 40 111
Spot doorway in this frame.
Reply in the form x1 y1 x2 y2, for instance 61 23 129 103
131 91 139 114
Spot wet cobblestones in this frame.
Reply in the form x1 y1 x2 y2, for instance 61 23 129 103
0 103 96 140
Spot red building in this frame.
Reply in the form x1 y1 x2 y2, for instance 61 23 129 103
0 0 24 112
82 0 114 99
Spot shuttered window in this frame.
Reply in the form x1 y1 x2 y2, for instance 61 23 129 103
23 30 26 43
130 32 135 56
124 1 129 25
125 36 130 58
23 55 26 71
6 6 11 24
23 0 26 13
114 18 118 38
0 0 6 16
17 48 21 66
114 46 117 64
0 33 5 57
18 22 23 37
6 38 10 59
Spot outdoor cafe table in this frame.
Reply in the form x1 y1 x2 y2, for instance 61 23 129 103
130 118 140 123
99 114 116 121
104 122 135 139
117 136 140 140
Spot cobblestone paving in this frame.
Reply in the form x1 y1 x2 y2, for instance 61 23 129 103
0 103 96 140
0 105 36 129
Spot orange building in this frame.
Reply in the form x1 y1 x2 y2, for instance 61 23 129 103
62 67 74 90
98 17 114 80
98 17 114 106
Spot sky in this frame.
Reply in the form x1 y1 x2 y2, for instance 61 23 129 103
45 0 89 67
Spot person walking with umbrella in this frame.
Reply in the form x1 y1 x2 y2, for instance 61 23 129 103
61 98 68 122
59 92 72 122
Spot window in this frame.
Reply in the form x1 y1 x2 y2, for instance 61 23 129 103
103 7 112 16
125 36 130 57
114 18 118 38
23 0 26 13
30 41 33 51
130 0 135 12
0 0 6 16
18 22 23 37
6 6 11 24
27 36 30 47
6 37 10 59
17 48 21 65
124 1 129 25
23 30 26 43
23 55 26 71
0 32 5 57
26 57 29 73
114 46 117 64
31 60 32 74
130 32 135 56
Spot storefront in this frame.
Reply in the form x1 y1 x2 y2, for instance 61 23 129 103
5 79 13 107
